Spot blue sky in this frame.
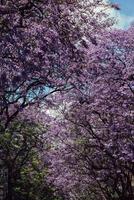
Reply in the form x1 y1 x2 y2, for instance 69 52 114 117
112 0 134 28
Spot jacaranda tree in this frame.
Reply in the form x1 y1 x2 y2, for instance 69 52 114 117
0 0 115 131
0 0 124 200
46 26 134 200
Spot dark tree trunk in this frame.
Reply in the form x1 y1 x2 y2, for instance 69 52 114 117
6 167 13 200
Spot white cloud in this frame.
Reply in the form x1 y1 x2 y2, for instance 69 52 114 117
108 7 134 29
101 0 134 29
114 13 134 29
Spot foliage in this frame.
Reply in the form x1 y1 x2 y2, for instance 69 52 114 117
46 26 134 200
0 118 63 200
1 1 132 200
0 0 114 130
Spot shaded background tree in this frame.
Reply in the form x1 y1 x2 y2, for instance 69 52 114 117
0 107 64 200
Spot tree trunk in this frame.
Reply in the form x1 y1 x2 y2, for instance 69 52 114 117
6 167 13 200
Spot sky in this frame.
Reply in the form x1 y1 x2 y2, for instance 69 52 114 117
112 0 134 28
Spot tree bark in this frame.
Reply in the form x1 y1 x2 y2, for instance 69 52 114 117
6 167 13 200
